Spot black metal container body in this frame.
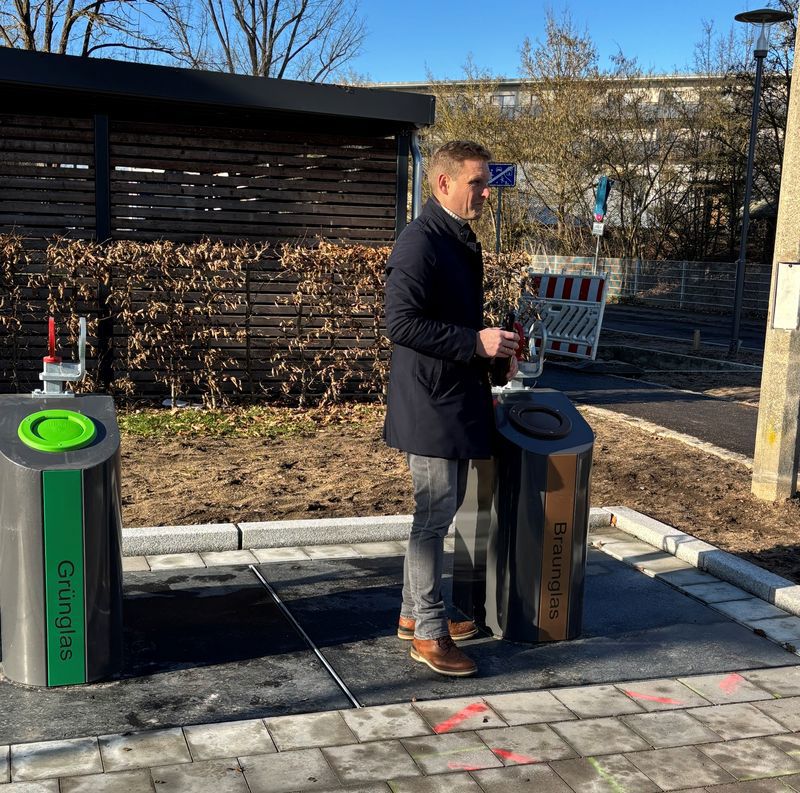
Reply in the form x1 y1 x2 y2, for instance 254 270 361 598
0 394 123 686
454 389 594 643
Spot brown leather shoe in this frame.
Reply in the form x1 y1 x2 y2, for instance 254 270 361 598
410 636 477 677
397 616 478 642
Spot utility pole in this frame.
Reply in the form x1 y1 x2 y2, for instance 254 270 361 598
751 19 800 501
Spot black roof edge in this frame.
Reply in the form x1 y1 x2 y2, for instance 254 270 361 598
0 47 435 129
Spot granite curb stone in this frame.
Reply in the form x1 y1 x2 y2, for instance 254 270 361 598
239 515 414 550
122 523 238 556
121 508 614 557
606 505 800 619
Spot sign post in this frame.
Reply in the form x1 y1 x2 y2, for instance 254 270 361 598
489 163 517 254
592 176 613 273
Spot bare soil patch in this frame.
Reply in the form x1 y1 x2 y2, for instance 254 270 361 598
121 400 800 583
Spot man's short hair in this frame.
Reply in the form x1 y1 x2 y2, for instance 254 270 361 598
428 140 492 189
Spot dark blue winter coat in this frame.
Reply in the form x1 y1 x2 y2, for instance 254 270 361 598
383 198 493 459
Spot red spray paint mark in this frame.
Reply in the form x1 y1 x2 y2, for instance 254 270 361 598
719 673 744 694
447 761 485 771
433 702 488 734
623 689 683 705
492 748 537 764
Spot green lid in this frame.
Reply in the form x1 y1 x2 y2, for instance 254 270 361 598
18 409 97 453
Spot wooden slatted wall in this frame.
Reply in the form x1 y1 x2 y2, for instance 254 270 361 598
0 114 96 392
108 120 397 244
0 114 97 242
107 120 397 397
1 113 401 398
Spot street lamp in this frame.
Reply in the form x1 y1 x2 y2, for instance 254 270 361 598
729 7 793 355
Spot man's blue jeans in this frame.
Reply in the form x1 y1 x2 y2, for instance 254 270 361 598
400 454 469 640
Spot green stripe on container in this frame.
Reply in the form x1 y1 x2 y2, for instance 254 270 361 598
42 469 86 686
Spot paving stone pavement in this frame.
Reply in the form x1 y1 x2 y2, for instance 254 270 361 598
10 667 800 791
15 518 800 791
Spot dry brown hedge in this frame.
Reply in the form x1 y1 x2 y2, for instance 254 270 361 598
0 235 534 405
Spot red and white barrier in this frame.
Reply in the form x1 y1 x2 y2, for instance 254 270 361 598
524 271 609 361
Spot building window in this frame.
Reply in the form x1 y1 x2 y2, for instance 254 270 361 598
491 92 518 116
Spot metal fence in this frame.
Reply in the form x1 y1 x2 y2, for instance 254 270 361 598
529 255 772 317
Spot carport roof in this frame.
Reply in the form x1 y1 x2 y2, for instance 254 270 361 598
0 48 435 134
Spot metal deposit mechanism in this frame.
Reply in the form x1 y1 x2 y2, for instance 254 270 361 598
453 273 601 644
0 318 123 686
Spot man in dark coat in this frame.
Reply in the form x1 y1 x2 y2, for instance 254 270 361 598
383 140 519 677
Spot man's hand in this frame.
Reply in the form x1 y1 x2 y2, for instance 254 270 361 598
476 327 519 358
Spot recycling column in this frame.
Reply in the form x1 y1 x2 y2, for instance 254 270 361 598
0 318 123 687
453 388 594 642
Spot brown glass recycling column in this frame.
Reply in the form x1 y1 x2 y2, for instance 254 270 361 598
453 388 594 643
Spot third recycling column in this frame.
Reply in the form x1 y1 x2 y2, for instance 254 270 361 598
453 388 594 642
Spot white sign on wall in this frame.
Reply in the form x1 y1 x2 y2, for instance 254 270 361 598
772 262 800 330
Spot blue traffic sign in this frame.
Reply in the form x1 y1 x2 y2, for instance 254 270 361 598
594 175 613 221
488 162 516 187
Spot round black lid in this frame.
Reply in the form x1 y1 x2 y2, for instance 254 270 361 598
508 403 573 440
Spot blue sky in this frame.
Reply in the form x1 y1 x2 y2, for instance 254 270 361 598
350 0 764 82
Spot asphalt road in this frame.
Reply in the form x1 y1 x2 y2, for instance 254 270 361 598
537 365 759 458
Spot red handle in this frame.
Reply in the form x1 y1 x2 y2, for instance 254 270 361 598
43 316 61 364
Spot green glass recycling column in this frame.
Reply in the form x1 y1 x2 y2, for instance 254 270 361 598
0 396 123 687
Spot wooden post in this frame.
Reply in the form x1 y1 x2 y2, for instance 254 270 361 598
93 113 113 391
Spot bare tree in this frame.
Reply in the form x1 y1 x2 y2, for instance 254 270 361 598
163 0 365 80
687 6 795 261
421 59 530 247
593 54 698 260
516 10 605 255
0 0 365 81
0 0 172 57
